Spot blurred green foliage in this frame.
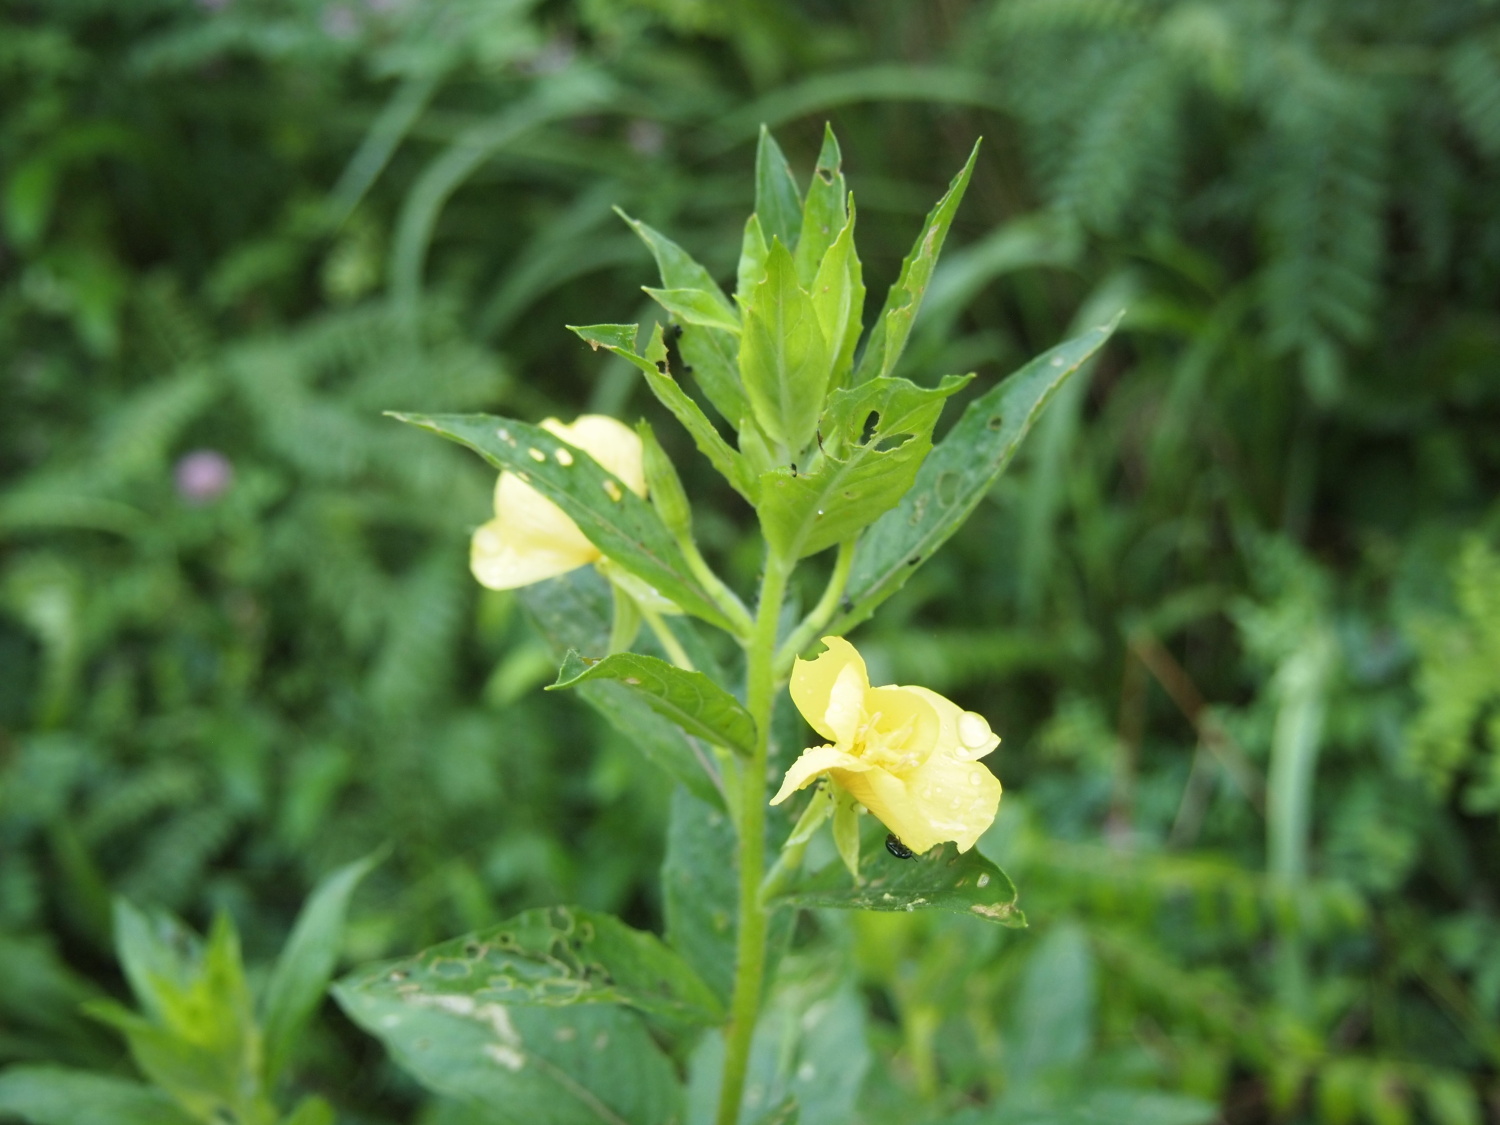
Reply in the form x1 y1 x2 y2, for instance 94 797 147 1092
2 0 1498 1122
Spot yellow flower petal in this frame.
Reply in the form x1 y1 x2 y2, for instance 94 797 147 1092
770 745 872 805
902 686 1000 761
842 752 1002 855
790 636 868 743
543 415 646 496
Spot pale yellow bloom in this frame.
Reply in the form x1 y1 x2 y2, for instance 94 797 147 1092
771 637 1002 854
470 415 645 590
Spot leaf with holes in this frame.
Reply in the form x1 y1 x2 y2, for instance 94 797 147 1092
834 320 1117 632
392 412 736 633
767 818 1023 925
852 140 980 384
549 650 756 757
569 324 756 503
757 374 969 559
793 125 847 285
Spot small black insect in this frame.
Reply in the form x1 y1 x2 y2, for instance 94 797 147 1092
667 323 684 341
885 833 915 860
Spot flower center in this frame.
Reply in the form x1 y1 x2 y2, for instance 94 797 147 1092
852 709 924 774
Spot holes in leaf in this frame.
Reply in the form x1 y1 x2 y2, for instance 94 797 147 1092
936 471 960 506
555 448 574 466
860 412 881 444
528 448 547 463
602 480 624 502
986 414 1004 431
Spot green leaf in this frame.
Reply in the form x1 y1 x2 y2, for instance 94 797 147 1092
570 324 756 504
834 320 1117 632
334 987 680 1125
662 788 740 1003
0 1068 199 1125
644 288 741 334
767 818 1024 925
615 208 749 425
793 125 848 286
852 140 980 384
260 852 380 1084
393 412 736 633
739 240 832 456
520 571 726 811
549 650 756 757
636 420 693 539
281 1096 337 1125
336 905 722 1028
757 374 969 560
755 126 803 251
1008 923 1094 1082
737 214 770 304
810 204 865 390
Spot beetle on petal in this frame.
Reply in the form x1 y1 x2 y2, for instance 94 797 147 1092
770 636 1002 855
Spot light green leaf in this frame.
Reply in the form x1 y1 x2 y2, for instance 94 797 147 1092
334 986 680 1125
737 214 769 304
767 818 1023 925
0 1068 199 1125
644 288 741 334
755 126 803 251
793 126 848 286
570 324 756 503
739 240 831 456
757 374 969 559
615 208 749 424
852 139 980 384
834 320 1117 633
336 905 722 1028
260 852 380 1084
636 420 693 539
393 412 736 633
1009 923 1094 1083
810 204 865 389
549 650 756 757
281 1095 336 1125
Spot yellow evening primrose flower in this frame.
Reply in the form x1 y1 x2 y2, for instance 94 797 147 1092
470 415 645 591
771 636 1002 855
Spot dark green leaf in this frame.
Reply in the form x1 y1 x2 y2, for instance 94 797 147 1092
835 321 1117 632
768 819 1024 925
757 375 969 559
1009 924 1094 1083
852 140 980 384
393 412 736 633
793 125 847 286
662 788 739 1003
282 1096 337 1125
755 126 803 251
739 240 832 455
260 852 379 1084
550 651 756 757
0 1068 198 1125
335 905 721 1028
334 987 680 1125
569 323 756 503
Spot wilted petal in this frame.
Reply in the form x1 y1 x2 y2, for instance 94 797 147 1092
770 745 872 805
790 637 868 743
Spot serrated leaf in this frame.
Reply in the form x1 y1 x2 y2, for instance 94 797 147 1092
334 986 680 1125
394 412 736 633
645 287 741 334
740 240 831 456
570 324 756 504
0 1068 199 1125
793 126 848 286
852 140 980 384
811 204 865 390
549 650 756 756
834 321 1117 632
520 571 726 811
757 374 969 559
260 852 379 1084
336 905 722 1027
755 126 803 251
768 818 1023 925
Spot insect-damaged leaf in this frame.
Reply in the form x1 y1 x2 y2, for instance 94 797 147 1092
392 411 736 633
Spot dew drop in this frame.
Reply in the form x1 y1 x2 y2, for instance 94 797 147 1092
555 448 574 466
1051 355 1065 367
977 873 991 889
496 427 512 442
958 711 991 750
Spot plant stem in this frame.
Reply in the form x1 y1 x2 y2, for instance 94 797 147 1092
716 551 790 1125
775 537 855 673
640 604 695 671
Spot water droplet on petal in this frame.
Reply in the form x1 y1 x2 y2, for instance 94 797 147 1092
958 711 992 750
968 770 984 786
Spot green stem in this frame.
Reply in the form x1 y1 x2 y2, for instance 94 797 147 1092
641 604 695 671
682 537 755 639
716 551 790 1125
775 538 856 674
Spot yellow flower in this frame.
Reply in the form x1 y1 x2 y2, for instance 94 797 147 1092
770 636 1002 854
470 415 645 590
